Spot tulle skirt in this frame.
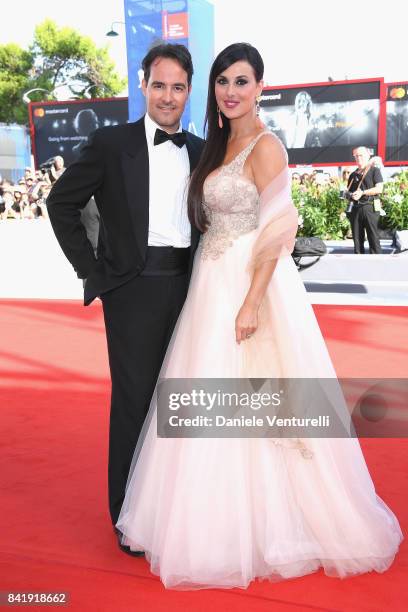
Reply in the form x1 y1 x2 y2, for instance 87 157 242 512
116 233 403 590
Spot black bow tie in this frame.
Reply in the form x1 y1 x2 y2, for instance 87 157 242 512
154 128 186 148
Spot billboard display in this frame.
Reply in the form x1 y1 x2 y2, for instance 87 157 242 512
385 82 408 165
260 79 383 166
29 98 129 168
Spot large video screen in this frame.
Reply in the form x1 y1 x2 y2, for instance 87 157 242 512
260 80 382 165
385 83 408 164
29 98 129 168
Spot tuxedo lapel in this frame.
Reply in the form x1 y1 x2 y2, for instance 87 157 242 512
185 131 202 173
121 119 149 261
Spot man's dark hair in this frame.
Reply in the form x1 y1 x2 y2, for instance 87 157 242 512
142 43 193 86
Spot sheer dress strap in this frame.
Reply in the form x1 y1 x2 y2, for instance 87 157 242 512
230 130 273 171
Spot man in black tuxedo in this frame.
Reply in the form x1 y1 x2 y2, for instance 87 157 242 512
46 44 204 552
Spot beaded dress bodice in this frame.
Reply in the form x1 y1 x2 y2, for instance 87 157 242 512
201 131 270 260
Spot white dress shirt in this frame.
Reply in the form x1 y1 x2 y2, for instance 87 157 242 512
144 113 191 247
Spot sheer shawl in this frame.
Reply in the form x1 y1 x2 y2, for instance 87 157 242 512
242 161 354 447
248 164 298 271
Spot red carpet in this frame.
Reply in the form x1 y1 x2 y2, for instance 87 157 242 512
0 300 407 611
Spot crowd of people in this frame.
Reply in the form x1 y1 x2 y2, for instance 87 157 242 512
291 168 349 190
0 156 65 221
291 156 389 193
291 166 378 192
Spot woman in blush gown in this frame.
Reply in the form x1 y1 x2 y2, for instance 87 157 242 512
115 43 403 590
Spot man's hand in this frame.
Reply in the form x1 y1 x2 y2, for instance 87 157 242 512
352 189 363 201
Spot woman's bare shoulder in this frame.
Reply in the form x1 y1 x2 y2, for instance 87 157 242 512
250 131 288 189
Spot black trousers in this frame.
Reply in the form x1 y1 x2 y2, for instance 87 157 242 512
101 271 189 525
349 203 382 254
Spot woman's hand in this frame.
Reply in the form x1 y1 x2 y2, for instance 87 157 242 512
235 301 258 344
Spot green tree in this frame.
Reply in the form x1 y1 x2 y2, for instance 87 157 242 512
0 43 38 124
0 19 127 125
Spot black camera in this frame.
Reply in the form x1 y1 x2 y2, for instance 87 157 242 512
340 189 354 214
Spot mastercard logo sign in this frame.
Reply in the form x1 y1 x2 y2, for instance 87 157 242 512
389 87 406 100
34 108 45 117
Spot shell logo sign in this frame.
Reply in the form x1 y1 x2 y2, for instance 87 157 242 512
389 87 406 100
34 108 45 118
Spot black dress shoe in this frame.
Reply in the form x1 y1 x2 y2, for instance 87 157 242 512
113 526 145 557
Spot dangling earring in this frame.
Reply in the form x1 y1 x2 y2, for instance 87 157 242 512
217 106 223 129
255 96 261 116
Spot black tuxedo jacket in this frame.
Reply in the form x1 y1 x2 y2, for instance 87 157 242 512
46 116 205 305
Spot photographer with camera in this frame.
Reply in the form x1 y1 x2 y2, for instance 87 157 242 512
28 180 50 219
48 156 66 184
344 146 383 254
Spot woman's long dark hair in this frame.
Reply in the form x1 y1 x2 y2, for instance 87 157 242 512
188 43 264 232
